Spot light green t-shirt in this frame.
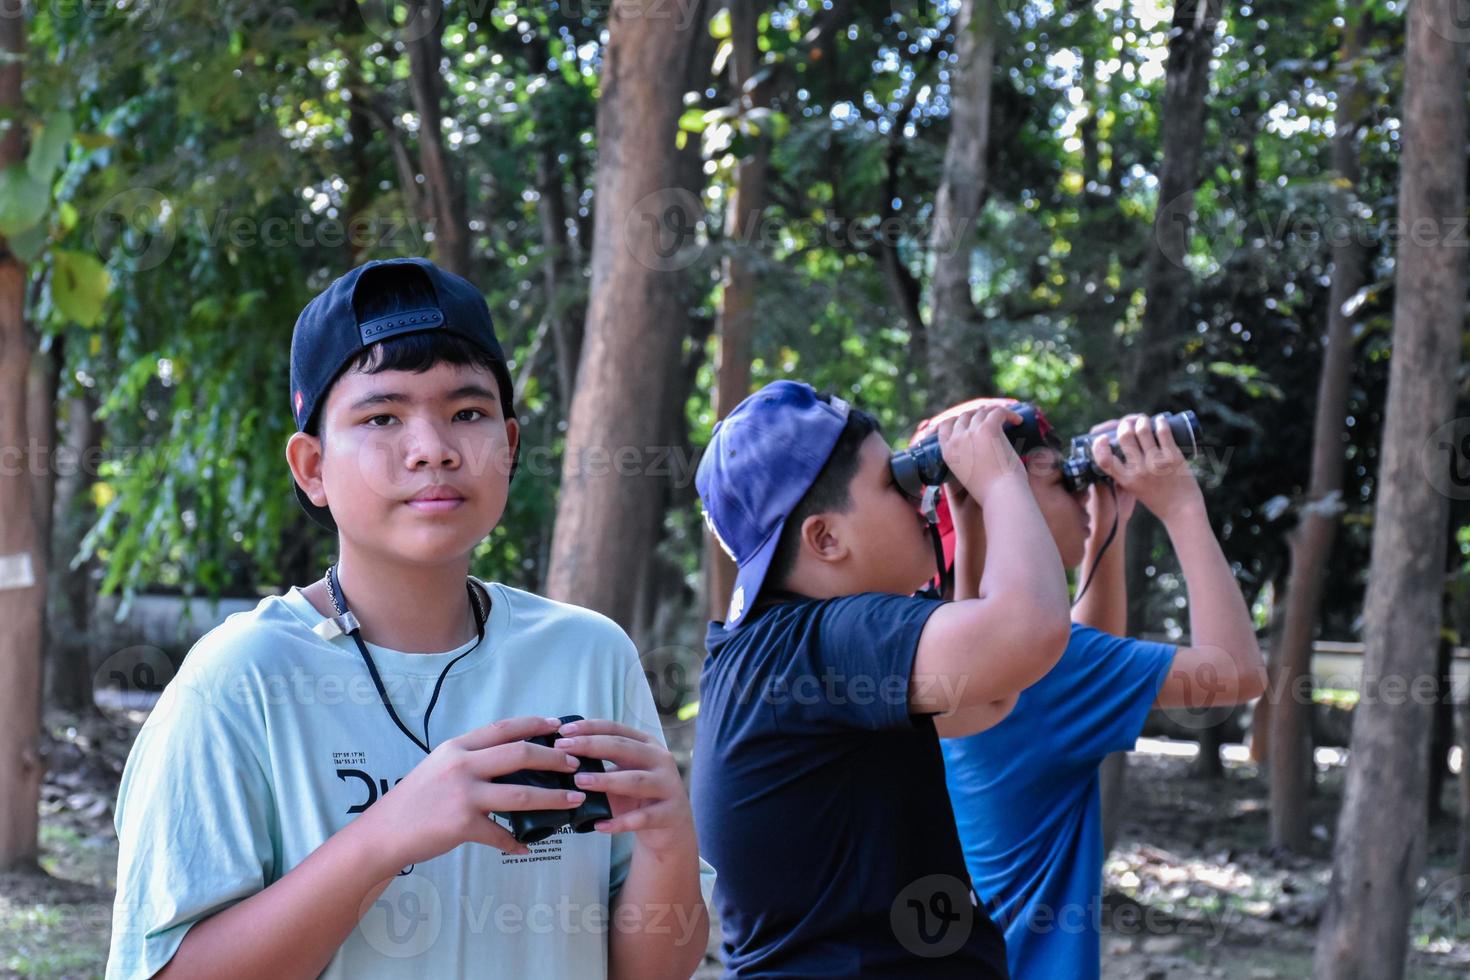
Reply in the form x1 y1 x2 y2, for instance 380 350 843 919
107 579 713 979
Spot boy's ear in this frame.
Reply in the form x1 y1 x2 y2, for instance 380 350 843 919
285 431 328 507
799 513 849 566
503 417 520 473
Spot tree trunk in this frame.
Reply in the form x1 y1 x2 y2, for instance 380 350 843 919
404 0 470 277
545 0 713 628
535 136 585 409
0 8 44 872
1101 512 1161 854
1268 10 1368 852
1428 630 1453 822
46 392 100 713
1460 651 1470 876
1125 0 1224 412
340 0 374 268
1106 0 1224 847
1250 565 1290 763
1312 4 1466 975
27 342 56 687
924 0 996 410
707 0 768 621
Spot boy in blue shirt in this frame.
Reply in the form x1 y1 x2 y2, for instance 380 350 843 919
691 381 1075 977
921 399 1268 980
108 258 710 979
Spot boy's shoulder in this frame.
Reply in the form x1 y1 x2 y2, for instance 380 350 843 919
709 589 940 659
485 580 636 652
172 591 312 681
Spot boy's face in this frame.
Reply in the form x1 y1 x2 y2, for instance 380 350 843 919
822 432 939 595
287 360 519 565
1022 448 1091 569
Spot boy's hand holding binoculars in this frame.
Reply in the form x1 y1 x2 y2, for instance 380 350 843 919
361 715 587 869
934 404 1027 506
1089 413 1203 524
554 719 695 858
1083 418 1137 532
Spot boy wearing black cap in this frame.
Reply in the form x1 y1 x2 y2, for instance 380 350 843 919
690 380 1073 977
108 259 710 979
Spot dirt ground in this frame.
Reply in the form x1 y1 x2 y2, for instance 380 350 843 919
3 710 1468 979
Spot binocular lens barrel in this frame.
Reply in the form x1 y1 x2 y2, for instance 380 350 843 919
891 408 1203 498
1061 410 1200 494
493 714 614 845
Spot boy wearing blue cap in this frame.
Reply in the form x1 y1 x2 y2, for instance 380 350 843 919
690 381 1074 977
108 259 710 979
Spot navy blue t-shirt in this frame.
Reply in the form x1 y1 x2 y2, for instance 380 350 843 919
691 592 1010 978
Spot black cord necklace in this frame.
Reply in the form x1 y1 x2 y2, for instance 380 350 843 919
324 563 487 755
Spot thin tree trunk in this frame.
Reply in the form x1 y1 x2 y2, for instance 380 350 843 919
1126 0 1224 412
925 0 996 410
1453 578 1470 877
341 0 373 268
1428 629 1453 822
535 139 585 408
1460 647 1470 876
0 8 44 871
707 0 768 621
1250 565 1290 763
1268 10 1368 851
546 0 713 628
404 0 470 277
27 344 56 688
46 392 100 712
1312 4 1467 974
1107 0 1224 844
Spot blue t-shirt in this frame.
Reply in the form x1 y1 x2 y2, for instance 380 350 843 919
941 624 1176 980
691 592 1010 978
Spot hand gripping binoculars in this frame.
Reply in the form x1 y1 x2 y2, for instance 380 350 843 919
493 714 614 844
891 403 1202 498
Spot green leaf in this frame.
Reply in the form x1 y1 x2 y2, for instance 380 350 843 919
51 248 111 327
8 221 47 264
709 7 731 39
678 108 710 133
0 165 49 237
27 110 72 183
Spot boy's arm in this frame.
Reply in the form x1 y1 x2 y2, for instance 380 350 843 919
1091 416 1267 709
551 720 708 980
154 717 584 980
153 814 400 980
930 482 1014 738
911 407 1072 722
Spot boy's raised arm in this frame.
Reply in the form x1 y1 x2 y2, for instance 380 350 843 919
910 407 1072 718
1089 416 1267 708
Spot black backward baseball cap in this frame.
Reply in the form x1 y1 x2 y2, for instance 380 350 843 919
288 257 517 532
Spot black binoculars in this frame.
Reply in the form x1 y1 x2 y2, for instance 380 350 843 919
494 714 614 845
891 404 1202 498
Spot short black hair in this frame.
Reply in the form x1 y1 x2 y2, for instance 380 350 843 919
305 263 512 439
765 397 881 592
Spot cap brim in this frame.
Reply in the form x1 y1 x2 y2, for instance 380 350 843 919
293 482 338 532
725 521 785 628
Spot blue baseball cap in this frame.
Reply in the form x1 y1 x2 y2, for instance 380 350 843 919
696 381 851 626
288 257 516 532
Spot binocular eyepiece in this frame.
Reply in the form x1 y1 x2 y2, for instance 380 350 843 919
891 405 1202 498
493 714 614 845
